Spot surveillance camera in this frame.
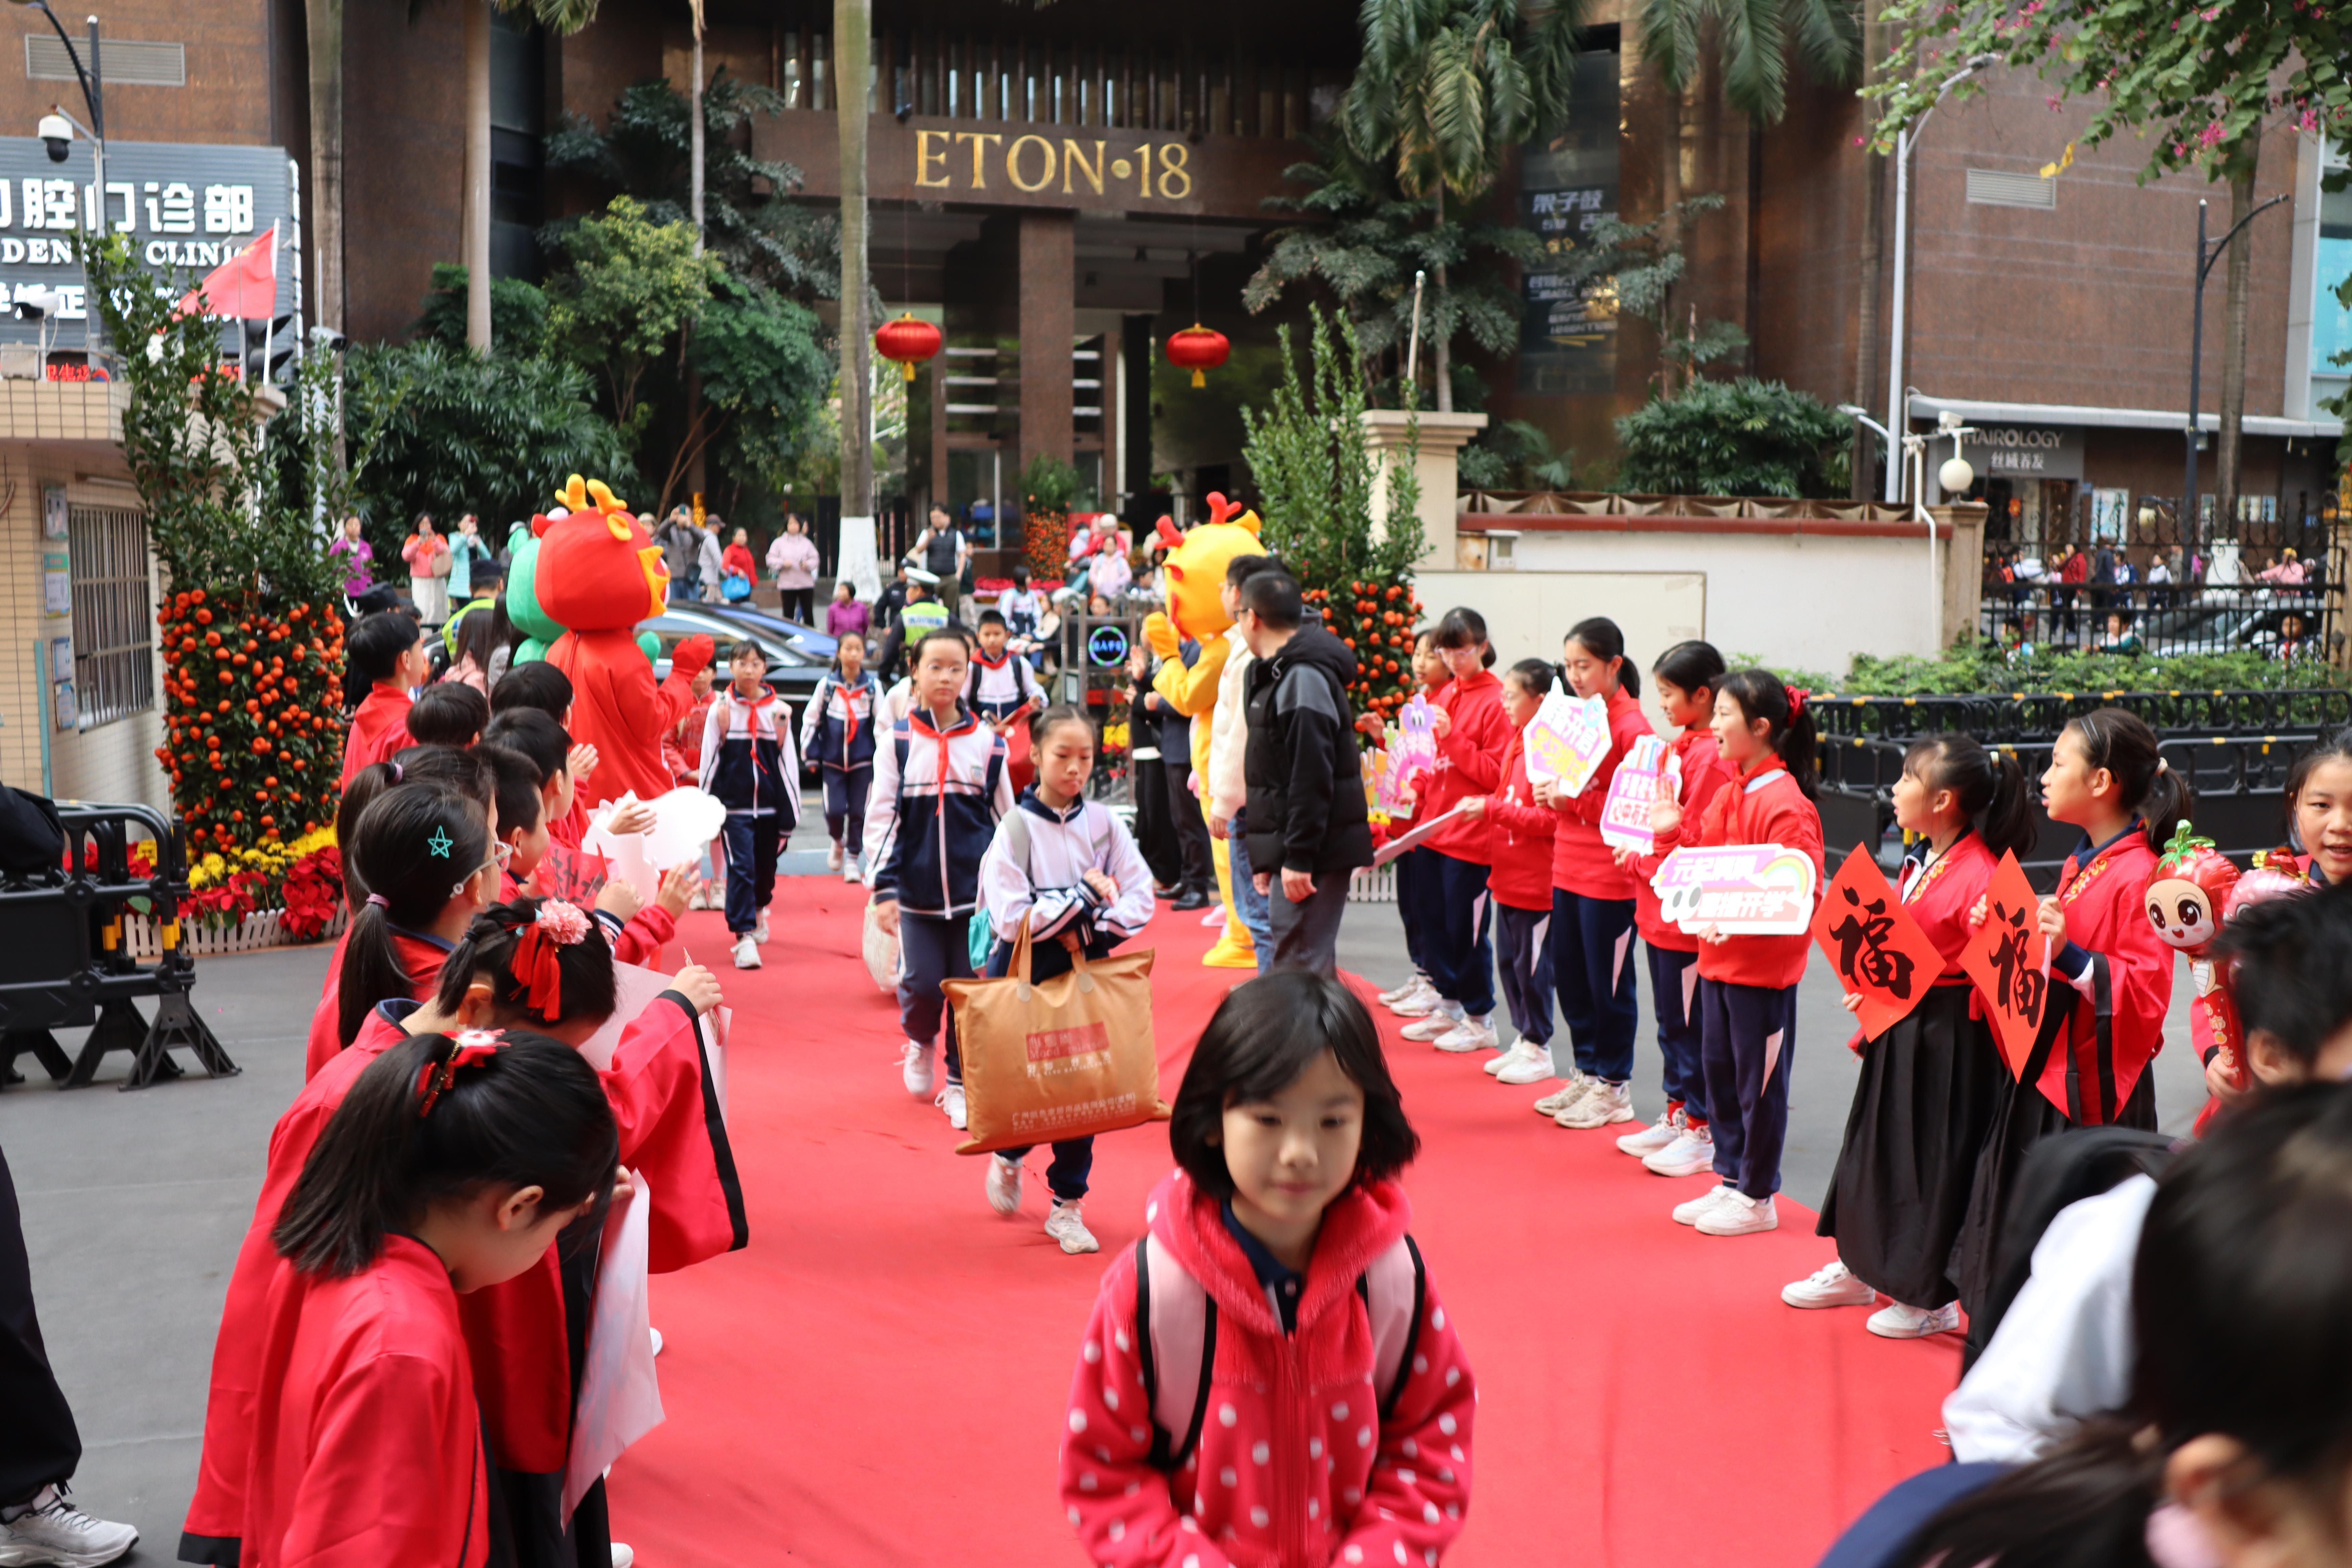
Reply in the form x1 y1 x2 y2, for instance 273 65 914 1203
35 113 70 163
14 288 57 321
308 325 346 350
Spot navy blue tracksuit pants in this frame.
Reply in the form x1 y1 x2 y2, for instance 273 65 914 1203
1549 889 1639 1082
1492 903 1554 1048
1700 977 1799 1199
721 811 782 935
1417 850 1495 1018
1392 846 1433 975
1648 944 1707 1120
980 932 1097 1203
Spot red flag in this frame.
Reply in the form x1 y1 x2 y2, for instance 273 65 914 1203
176 223 276 319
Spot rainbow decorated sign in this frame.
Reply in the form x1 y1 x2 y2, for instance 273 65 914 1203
1649 843 1820 935
1522 691 1612 795
1599 734 1672 853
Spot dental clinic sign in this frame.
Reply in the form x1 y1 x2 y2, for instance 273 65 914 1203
0 139 294 343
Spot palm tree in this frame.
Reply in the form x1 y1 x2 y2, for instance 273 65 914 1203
1634 0 1858 391
463 0 604 350
1340 0 1582 412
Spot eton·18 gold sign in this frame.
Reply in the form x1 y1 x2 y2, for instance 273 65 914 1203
912 130 1194 201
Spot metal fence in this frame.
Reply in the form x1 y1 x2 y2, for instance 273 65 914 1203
1978 492 2342 659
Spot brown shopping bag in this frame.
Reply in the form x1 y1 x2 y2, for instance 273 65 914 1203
941 916 1170 1155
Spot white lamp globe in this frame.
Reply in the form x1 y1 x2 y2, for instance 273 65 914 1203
1939 456 1976 494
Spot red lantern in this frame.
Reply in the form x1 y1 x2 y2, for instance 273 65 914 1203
1166 323 1230 389
874 313 943 382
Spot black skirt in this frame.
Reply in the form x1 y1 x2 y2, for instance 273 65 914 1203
1815 985 2005 1309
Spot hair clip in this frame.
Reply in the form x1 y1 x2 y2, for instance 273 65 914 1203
416 1036 501 1118
534 900 591 945
510 904 587 1020
390 761 404 782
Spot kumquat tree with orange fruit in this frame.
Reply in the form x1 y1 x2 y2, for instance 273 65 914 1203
78 228 366 853
1240 305 1426 728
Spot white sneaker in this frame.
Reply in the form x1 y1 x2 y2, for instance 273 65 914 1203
900 1039 934 1097
0 1487 138 1567
613 1544 635 1568
1867 1301 1961 1339
733 933 762 969
936 1083 967 1130
1696 1192 1780 1236
1673 1185 1740 1226
986 1153 1023 1215
1783 1260 1878 1309
1642 1124 1717 1178
1045 1201 1101 1255
1558 1079 1634 1129
1431 1015 1497 1053
827 841 844 873
755 908 771 945
1377 973 1428 1006
1533 1072 1593 1118
1399 1008 1465 1042
1492 1042 1556 1085
843 860 864 884
648 1326 664 1356
1389 981 1444 1018
1616 1109 1683 1156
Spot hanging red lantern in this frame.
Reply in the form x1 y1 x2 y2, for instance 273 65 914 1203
1166 323 1230 389
874 313 943 382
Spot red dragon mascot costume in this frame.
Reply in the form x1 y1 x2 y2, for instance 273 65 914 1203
537 475 716 808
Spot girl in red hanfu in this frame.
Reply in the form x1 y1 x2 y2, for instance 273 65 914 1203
1951 707 2190 1355
1787 734 2037 1339
230 1031 619 1568
186 898 740 1568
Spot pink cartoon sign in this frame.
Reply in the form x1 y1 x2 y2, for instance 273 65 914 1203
1522 692 1612 794
1599 734 1671 853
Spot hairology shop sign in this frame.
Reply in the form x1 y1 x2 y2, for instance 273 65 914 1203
0 139 295 345
1959 424 2084 481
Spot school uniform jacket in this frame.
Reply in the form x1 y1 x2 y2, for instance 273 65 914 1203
864 702 1014 917
1061 1170 1476 1568
978 790 1157 946
185 999 746 1561
966 651 1044 726
799 671 878 773
1421 668 1510 864
1624 730 1734 953
339 687 412 787
697 688 802 824
1481 731 1556 912
1206 627 1255 823
1547 685 1654 901
2038 827 2173 1125
235 1236 492 1568
1651 762 1825 989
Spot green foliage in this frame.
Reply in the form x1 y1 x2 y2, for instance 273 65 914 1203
1241 307 1425 596
1835 646 2340 700
1018 453 1085 582
1637 0 1858 125
1869 0 2351 183
2325 269 2352 470
1458 418 1574 490
543 73 840 304
670 272 831 505
413 264 551 357
543 195 722 440
1343 0 1583 202
1020 452 1085 515
1551 197 1748 394
344 340 638 543
1614 376 1849 497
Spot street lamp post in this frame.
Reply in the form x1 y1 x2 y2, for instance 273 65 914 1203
1883 56 1992 505
13 4 104 356
2184 192 2288 537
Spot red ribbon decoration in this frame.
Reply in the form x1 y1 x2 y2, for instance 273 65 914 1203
1786 685 1811 719
416 1037 503 1119
510 923 566 1022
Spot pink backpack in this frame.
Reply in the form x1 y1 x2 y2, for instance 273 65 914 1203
1132 1230 1426 1471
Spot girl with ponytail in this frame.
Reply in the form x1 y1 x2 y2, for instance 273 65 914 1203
1647 668 1826 1238
333 786 498 1051
1952 707 2185 1349
1790 734 2038 1339
232 1032 616 1568
188 900 740 1568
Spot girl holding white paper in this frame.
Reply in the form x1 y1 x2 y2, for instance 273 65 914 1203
1399 608 1511 1054
1532 617 1659 1132
1648 669 1825 1238
1466 659 1564 1085
1379 628 1452 1017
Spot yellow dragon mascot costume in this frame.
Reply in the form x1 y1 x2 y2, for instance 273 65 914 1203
1142 494 1266 969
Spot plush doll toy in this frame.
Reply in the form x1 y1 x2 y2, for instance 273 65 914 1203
2145 826 2306 1134
535 475 715 808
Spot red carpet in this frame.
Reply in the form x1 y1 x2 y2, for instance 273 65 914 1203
610 882 1957 1566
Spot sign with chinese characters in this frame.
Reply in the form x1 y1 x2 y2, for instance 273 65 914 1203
1957 850 2050 1079
1522 691 1612 794
39 486 64 540
1650 843 1819 935
1598 733 1672 853
1516 49 1620 396
1810 849 1946 1036
0 140 294 347
1085 623 1129 667
1957 425 2084 482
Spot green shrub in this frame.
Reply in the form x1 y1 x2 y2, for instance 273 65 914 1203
1615 377 1850 497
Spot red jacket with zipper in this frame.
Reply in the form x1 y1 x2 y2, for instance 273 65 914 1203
1651 761 1824 989
1420 668 1510 864
1483 731 1555 912
1061 1170 1476 1568
1623 730 1735 952
1547 685 1653 900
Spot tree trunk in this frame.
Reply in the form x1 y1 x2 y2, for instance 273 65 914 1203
1849 0 1882 499
690 8 706 255
303 0 343 337
2215 144 2259 539
1658 79 1682 398
462 0 491 351
836 0 873 516
1432 184 1452 412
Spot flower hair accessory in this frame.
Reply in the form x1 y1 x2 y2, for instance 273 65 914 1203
535 900 591 945
416 1035 501 1118
510 900 589 1020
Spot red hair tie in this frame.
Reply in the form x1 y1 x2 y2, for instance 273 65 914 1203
416 1032 502 1118
1786 686 1811 719
507 900 588 1021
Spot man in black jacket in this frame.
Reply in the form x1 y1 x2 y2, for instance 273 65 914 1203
1238 569 1373 974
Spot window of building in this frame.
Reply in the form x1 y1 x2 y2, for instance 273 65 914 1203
2314 142 2351 413
66 503 153 730
1966 169 2058 209
25 35 182 87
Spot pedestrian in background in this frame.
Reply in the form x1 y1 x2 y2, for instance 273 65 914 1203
446 514 493 603
329 515 375 599
401 515 451 624
768 514 820 622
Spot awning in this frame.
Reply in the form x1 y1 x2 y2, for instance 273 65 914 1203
1906 392 2339 441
